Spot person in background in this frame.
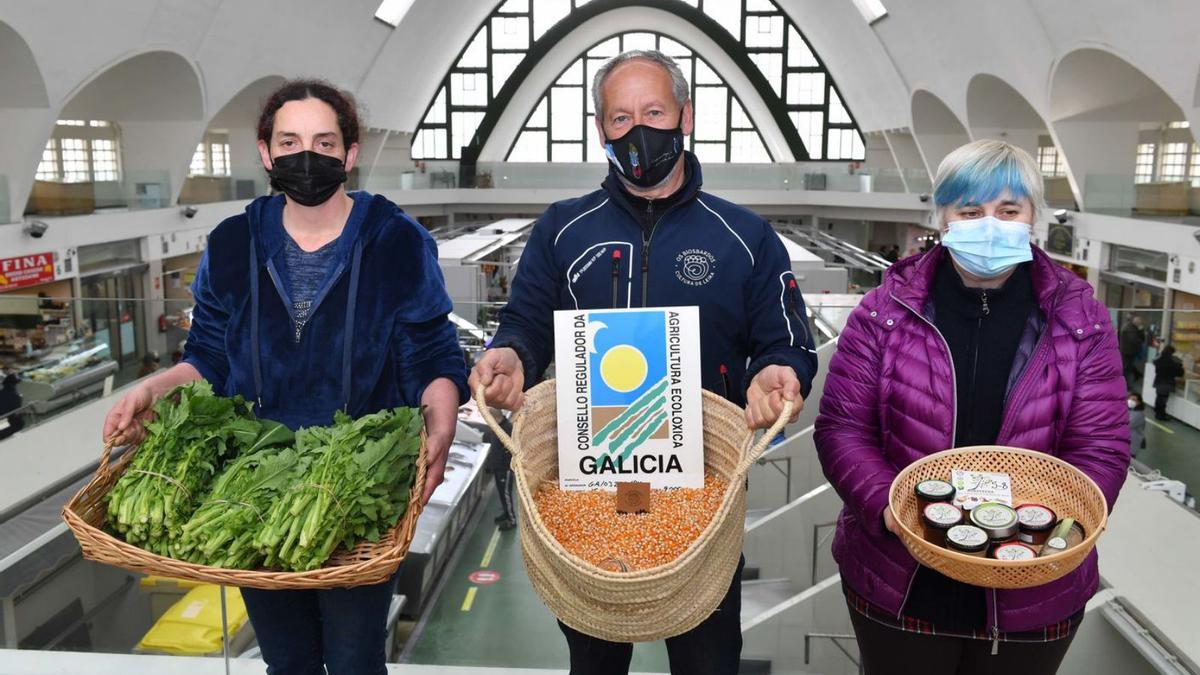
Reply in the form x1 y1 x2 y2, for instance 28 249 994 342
1152 345 1184 421
1128 392 1145 457
815 140 1129 675
1119 315 1146 388
137 352 161 378
0 374 26 440
482 411 516 531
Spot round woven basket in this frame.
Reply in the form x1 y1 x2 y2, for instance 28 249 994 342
477 379 789 643
888 446 1108 590
61 433 427 590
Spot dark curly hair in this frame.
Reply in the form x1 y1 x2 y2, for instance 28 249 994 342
256 79 361 147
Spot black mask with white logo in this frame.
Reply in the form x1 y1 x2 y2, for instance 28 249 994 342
603 118 684 189
268 150 347 207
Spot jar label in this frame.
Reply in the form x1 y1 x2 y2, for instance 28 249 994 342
924 503 961 525
917 480 954 497
971 503 1017 529
994 544 1036 561
947 525 988 547
1017 505 1054 527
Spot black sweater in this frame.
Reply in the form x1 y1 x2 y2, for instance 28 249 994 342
903 256 1036 628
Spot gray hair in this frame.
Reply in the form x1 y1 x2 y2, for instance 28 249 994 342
591 49 690 119
931 139 1046 229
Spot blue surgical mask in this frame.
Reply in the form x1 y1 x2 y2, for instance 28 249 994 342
941 216 1032 279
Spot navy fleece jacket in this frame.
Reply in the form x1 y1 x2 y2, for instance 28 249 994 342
184 192 468 430
491 153 817 405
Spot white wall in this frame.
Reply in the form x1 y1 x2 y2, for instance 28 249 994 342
1033 210 1200 298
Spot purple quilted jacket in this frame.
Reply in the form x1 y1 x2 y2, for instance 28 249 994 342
814 245 1130 634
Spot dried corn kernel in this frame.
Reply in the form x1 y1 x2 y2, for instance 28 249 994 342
533 475 728 571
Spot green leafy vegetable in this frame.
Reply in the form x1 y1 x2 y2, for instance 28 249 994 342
104 383 424 572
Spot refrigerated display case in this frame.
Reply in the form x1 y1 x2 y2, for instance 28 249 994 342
14 338 118 414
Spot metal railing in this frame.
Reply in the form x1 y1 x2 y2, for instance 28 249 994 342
804 632 861 672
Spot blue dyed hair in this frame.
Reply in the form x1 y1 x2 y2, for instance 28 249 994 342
932 140 1043 226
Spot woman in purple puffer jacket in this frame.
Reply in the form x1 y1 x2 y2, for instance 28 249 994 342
815 140 1129 675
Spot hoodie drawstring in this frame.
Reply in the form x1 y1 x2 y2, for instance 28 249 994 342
340 240 364 413
249 236 264 410
249 234 362 414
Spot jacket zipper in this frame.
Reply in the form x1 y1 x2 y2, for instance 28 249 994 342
641 200 660 308
787 280 813 347
890 293 958 619
266 257 349 344
611 249 622 309
719 364 730 399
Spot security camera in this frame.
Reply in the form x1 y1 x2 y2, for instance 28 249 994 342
918 193 930 203
181 206 198 219
23 221 48 238
1053 209 1071 225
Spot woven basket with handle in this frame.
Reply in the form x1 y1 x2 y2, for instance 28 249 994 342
61 432 427 590
888 446 1108 590
476 379 791 643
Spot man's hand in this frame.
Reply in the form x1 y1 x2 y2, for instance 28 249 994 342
745 364 803 429
421 431 454 506
469 347 525 411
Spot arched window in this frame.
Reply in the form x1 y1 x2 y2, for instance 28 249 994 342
410 0 865 162
508 32 771 163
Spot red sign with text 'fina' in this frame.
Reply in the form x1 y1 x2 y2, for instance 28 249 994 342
0 252 54 291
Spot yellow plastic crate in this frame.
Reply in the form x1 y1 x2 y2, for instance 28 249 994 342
136 585 251 656
139 575 206 620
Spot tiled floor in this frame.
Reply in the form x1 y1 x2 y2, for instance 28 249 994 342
1136 414 1200 504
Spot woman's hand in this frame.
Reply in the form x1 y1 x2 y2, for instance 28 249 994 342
102 383 158 446
883 506 900 536
422 431 454 507
420 377 463 506
101 363 203 446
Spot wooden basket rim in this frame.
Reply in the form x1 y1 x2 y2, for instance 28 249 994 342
888 445 1109 570
511 379 754 581
60 430 428 588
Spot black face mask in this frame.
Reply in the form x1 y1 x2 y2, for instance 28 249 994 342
268 150 347 207
603 119 684 189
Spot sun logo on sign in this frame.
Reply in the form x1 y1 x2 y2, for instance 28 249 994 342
599 344 648 393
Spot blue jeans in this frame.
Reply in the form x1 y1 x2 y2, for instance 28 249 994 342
241 574 396 675
557 556 744 674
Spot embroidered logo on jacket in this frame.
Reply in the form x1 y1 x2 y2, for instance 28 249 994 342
674 249 716 286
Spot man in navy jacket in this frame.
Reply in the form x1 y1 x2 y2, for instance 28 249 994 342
471 50 817 674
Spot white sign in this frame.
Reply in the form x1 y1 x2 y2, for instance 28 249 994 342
951 469 1014 509
553 307 703 491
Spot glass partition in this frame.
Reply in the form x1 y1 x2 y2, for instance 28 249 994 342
1082 173 1200 221
478 161 926 194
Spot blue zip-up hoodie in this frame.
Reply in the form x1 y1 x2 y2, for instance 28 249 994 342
183 192 468 430
492 153 817 405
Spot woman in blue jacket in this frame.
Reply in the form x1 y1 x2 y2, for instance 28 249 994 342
103 80 468 675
